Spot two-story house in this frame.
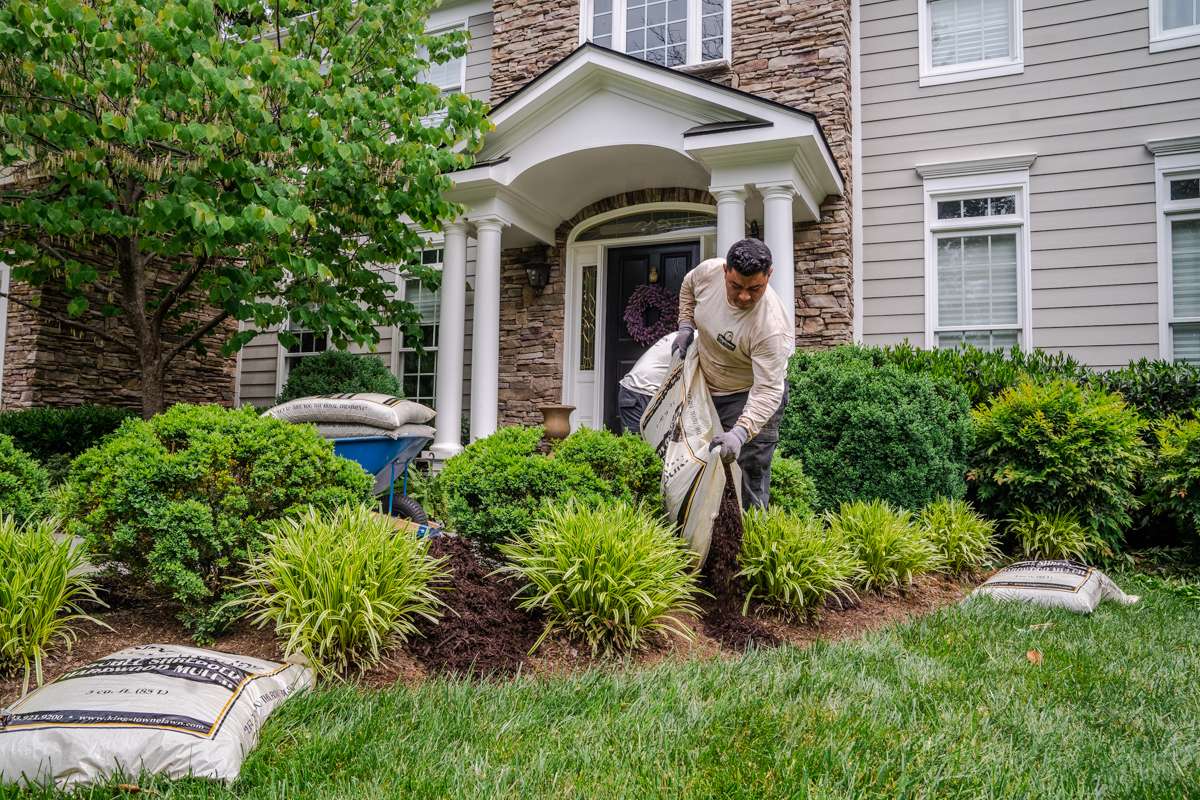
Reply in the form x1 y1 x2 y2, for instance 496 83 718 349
3 0 1198 462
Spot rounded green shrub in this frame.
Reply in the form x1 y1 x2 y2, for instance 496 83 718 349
918 498 1000 575
277 350 402 403
0 434 49 524
552 426 662 509
499 502 702 654
969 379 1146 552
1007 507 1097 562
1144 414 1200 536
768 456 818 518
739 508 860 617
0 514 105 694
0 405 134 482
826 499 940 594
233 504 446 680
61 404 373 639
780 350 973 512
438 427 608 550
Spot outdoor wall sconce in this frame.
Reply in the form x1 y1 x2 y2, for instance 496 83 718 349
748 219 761 240
525 262 551 294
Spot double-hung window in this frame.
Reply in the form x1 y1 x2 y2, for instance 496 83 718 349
282 323 329 377
1154 146 1200 365
582 0 730 67
396 248 443 407
918 0 1023 86
420 24 467 94
923 172 1031 351
1150 0 1200 52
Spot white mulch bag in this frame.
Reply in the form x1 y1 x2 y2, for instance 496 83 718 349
312 422 436 441
639 349 740 566
0 644 313 789
970 560 1140 613
266 393 435 429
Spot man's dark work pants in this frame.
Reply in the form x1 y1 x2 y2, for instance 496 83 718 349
617 385 651 435
711 389 787 511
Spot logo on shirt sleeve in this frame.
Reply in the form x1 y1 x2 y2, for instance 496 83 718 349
716 330 737 352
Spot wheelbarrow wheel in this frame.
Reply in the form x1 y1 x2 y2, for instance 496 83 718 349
390 494 429 525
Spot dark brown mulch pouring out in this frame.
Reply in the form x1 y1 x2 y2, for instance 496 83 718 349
698 465 781 651
409 536 542 677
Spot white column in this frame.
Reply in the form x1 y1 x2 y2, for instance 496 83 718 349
760 184 796 335
711 187 747 260
469 217 505 442
431 222 468 461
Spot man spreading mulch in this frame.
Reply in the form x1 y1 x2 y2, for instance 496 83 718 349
408 536 542 677
696 467 780 651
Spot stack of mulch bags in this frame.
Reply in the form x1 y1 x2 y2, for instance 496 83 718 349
266 392 436 442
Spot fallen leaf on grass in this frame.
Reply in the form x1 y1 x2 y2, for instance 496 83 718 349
1026 649 1043 665
116 785 158 796
1026 622 1052 631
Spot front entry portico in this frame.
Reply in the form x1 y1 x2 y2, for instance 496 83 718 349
430 43 844 460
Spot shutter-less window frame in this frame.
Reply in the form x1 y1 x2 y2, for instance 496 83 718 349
918 0 1023 86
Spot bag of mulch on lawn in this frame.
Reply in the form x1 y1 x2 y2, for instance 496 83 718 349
969 560 1140 613
0 644 312 789
266 393 435 430
639 348 741 566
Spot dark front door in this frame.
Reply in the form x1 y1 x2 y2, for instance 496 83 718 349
603 240 702 432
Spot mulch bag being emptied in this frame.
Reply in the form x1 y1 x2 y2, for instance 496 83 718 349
970 560 1140 614
266 393 435 430
640 349 741 566
0 644 312 789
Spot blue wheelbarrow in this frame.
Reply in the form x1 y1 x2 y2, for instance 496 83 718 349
330 435 431 523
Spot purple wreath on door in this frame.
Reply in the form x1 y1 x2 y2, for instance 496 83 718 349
623 283 679 347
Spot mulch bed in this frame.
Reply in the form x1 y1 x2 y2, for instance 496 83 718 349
1 521 976 705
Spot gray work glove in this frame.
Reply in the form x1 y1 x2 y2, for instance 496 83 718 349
671 324 696 360
709 426 748 464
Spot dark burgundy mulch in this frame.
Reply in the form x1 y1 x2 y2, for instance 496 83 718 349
697 466 781 651
408 535 543 677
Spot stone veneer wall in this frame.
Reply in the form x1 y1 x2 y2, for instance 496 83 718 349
489 0 853 351
498 188 715 426
2 281 237 411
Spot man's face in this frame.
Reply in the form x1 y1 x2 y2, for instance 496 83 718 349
723 265 772 310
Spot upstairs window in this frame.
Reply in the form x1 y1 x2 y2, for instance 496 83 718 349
918 0 1023 86
582 0 730 67
420 23 467 93
1151 0 1200 52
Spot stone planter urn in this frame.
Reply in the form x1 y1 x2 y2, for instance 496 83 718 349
539 404 575 441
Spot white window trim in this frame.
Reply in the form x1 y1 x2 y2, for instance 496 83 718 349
1149 0 1200 52
578 0 733 68
1153 147 1200 361
423 22 469 94
393 242 443 406
922 169 1033 351
273 324 331 397
917 0 1024 87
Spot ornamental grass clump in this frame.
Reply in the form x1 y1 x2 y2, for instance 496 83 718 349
0 514 106 695
1007 508 1099 562
233 505 447 680
827 499 941 594
918 498 1001 575
499 502 703 655
739 508 860 617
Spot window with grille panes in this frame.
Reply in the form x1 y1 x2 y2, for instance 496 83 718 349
582 0 729 66
919 0 1023 85
397 248 443 407
928 191 1025 351
282 323 329 376
1162 172 1200 364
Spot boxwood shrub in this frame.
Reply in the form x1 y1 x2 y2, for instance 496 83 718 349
970 379 1146 552
277 350 402 403
779 349 973 512
61 404 373 639
0 405 133 483
553 426 662 510
0 434 49 525
769 456 819 518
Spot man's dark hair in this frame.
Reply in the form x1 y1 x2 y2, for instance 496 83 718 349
725 238 773 276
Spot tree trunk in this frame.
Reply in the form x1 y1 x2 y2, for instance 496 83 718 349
140 339 166 420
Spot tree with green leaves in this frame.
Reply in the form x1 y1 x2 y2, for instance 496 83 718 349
0 0 488 416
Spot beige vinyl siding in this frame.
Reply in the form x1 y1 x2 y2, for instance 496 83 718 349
235 11 491 414
858 0 1200 367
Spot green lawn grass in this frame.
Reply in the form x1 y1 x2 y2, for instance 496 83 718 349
6 572 1200 800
